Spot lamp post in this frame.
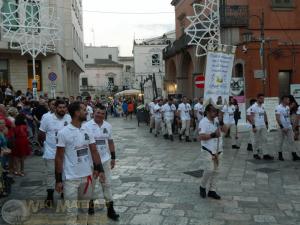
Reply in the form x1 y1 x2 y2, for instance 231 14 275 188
247 10 266 95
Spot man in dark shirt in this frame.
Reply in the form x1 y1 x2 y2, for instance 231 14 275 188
33 99 49 124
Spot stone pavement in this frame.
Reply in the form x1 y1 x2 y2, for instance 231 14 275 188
1 117 300 225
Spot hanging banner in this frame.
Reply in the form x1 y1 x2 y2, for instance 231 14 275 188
264 97 279 131
204 51 235 105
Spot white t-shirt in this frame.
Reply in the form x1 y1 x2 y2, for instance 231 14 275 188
250 103 266 127
296 106 300 126
161 103 176 121
84 120 112 163
57 124 95 180
222 104 235 125
178 103 191 120
86 105 94 121
194 103 204 121
275 104 292 129
40 113 71 160
154 104 162 120
41 111 52 121
246 106 253 129
149 102 156 115
199 117 222 155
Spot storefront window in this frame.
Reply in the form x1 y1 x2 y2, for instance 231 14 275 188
0 60 9 86
28 60 42 91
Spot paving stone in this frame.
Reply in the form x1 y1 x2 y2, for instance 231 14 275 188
214 213 252 221
163 216 189 225
253 215 277 223
131 214 164 225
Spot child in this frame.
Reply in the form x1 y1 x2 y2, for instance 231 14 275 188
12 114 30 176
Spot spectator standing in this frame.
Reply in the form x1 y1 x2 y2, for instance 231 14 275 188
122 100 128 119
12 114 30 176
127 101 134 120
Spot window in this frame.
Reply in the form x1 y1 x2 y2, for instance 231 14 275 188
0 60 9 85
272 0 294 8
108 77 114 85
108 54 112 60
25 1 40 34
125 65 131 72
152 54 160 66
81 77 88 86
1 0 19 31
28 60 42 91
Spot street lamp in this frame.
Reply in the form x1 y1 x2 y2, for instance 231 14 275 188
247 9 266 95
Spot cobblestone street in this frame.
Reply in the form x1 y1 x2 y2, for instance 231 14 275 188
1 117 300 225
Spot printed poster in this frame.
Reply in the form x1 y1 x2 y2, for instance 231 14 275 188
204 51 235 105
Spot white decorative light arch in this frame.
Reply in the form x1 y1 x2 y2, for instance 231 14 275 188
185 0 221 57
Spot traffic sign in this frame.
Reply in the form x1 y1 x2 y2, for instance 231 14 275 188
48 72 57 81
195 75 205 88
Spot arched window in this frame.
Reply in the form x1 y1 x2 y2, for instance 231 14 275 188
234 63 243 78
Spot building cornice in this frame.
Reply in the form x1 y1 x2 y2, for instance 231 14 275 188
171 0 181 6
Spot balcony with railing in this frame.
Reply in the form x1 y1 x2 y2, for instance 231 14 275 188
220 5 249 28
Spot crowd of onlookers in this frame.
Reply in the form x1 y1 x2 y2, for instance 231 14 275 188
0 84 112 198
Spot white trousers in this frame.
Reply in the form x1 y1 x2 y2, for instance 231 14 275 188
251 127 269 155
224 124 238 146
155 119 162 135
63 176 93 225
193 120 200 139
150 115 155 129
91 160 113 203
163 119 173 136
200 151 222 192
278 128 297 153
44 159 55 190
180 120 190 137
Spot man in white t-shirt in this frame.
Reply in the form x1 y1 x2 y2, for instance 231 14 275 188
55 102 105 225
193 97 204 142
178 97 192 142
222 97 239 149
199 104 227 200
148 99 157 133
39 99 71 207
84 105 119 221
249 93 274 160
161 98 176 141
275 95 300 161
246 99 256 151
84 100 94 121
154 99 163 137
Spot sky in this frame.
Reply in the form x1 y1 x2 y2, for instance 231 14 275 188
83 0 175 56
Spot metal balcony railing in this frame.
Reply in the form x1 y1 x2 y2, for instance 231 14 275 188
220 5 249 28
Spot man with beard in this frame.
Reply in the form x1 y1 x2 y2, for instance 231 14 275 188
39 99 71 206
55 101 105 225
84 104 119 221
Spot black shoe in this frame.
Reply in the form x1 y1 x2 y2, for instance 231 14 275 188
253 154 261 160
207 191 221 200
45 189 54 208
61 193 64 199
199 186 206 198
193 138 197 142
247 143 253 151
106 201 119 221
179 134 182 141
232 145 240 149
150 128 152 133
155 134 158 137
163 134 169 139
186 137 191 142
263 154 274 160
278 152 284 161
292 152 300 161
170 135 174 141
88 200 95 215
